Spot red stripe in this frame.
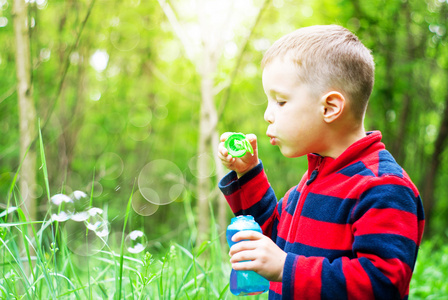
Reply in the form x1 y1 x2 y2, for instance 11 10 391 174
342 257 375 300
418 220 425 245
361 175 420 197
227 170 271 212
294 256 323 299
270 281 282 295
354 208 418 243
359 254 412 299
227 189 243 213
311 172 373 199
277 210 293 241
293 217 354 250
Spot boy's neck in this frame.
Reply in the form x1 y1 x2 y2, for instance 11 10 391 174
318 123 366 159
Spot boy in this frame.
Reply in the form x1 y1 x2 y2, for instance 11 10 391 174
217 25 425 299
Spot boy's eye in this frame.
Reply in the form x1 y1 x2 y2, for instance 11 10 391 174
277 101 286 107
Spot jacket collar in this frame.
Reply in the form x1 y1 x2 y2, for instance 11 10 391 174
306 131 385 179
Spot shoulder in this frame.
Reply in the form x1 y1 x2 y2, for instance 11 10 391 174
340 148 421 220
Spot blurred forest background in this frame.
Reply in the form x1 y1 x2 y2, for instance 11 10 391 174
1 0 448 261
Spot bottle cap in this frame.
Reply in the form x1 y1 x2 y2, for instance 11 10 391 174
224 133 254 157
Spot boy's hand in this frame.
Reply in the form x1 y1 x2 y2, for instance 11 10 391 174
218 132 259 177
229 230 287 282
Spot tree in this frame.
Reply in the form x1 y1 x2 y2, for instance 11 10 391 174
13 0 37 221
157 0 269 243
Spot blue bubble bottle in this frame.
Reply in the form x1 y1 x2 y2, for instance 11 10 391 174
226 215 270 296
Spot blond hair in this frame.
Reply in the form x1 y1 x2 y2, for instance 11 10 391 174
261 25 375 120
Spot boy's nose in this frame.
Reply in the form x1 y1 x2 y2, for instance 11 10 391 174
264 106 274 124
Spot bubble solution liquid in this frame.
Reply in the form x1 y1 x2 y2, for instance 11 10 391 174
226 215 270 296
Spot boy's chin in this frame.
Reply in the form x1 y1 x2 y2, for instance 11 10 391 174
279 147 304 158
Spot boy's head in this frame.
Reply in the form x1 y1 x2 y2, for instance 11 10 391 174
261 25 374 121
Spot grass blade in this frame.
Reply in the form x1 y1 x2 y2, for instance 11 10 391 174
116 180 136 300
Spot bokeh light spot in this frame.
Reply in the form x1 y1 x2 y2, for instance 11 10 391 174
138 159 184 205
96 152 124 180
132 190 159 216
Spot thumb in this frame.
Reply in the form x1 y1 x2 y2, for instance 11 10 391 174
245 134 258 153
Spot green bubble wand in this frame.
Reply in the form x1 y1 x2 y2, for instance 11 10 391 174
224 133 254 157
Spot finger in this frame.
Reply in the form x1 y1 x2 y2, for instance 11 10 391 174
220 132 233 142
231 230 264 242
230 250 257 264
229 240 257 256
231 260 257 271
245 133 257 149
245 133 257 143
218 142 229 157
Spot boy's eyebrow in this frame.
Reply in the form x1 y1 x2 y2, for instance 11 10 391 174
269 88 290 98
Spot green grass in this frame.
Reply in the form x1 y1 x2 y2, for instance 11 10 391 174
0 125 266 299
1 126 446 299
410 237 448 299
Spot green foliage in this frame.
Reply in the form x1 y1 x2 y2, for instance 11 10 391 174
2 0 448 297
410 238 448 299
1 204 447 299
0 208 233 299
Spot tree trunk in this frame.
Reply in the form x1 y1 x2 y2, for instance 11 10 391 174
196 49 219 243
13 0 37 221
422 91 448 236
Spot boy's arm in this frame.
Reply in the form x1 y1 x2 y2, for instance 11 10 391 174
282 176 425 299
219 161 281 239
218 132 282 238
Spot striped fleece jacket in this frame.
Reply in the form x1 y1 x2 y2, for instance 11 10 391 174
219 131 425 299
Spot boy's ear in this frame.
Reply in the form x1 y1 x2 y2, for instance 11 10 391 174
320 91 345 123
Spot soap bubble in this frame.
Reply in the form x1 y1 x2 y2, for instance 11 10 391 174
85 207 110 238
64 206 109 256
96 152 124 180
110 22 140 52
131 190 159 216
50 194 74 222
188 153 216 178
125 230 148 254
127 123 151 141
244 89 267 106
70 190 90 222
129 104 152 127
86 181 103 197
64 218 107 256
29 184 43 198
138 159 184 205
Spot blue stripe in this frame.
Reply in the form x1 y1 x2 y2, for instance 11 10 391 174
321 258 348 300
268 289 281 300
218 161 264 195
284 187 300 216
354 233 417 268
277 198 283 217
301 193 357 224
218 170 239 196
359 257 401 299
275 234 286 250
338 161 375 177
235 187 277 228
282 239 354 261
378 150 403 178
282 253 297 299
416 195 425 221
356 184 419 217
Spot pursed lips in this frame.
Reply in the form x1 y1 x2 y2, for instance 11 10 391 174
266 130 277 146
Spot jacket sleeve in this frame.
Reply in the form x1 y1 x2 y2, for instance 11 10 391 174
282 176 425 300
218 161 282 240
